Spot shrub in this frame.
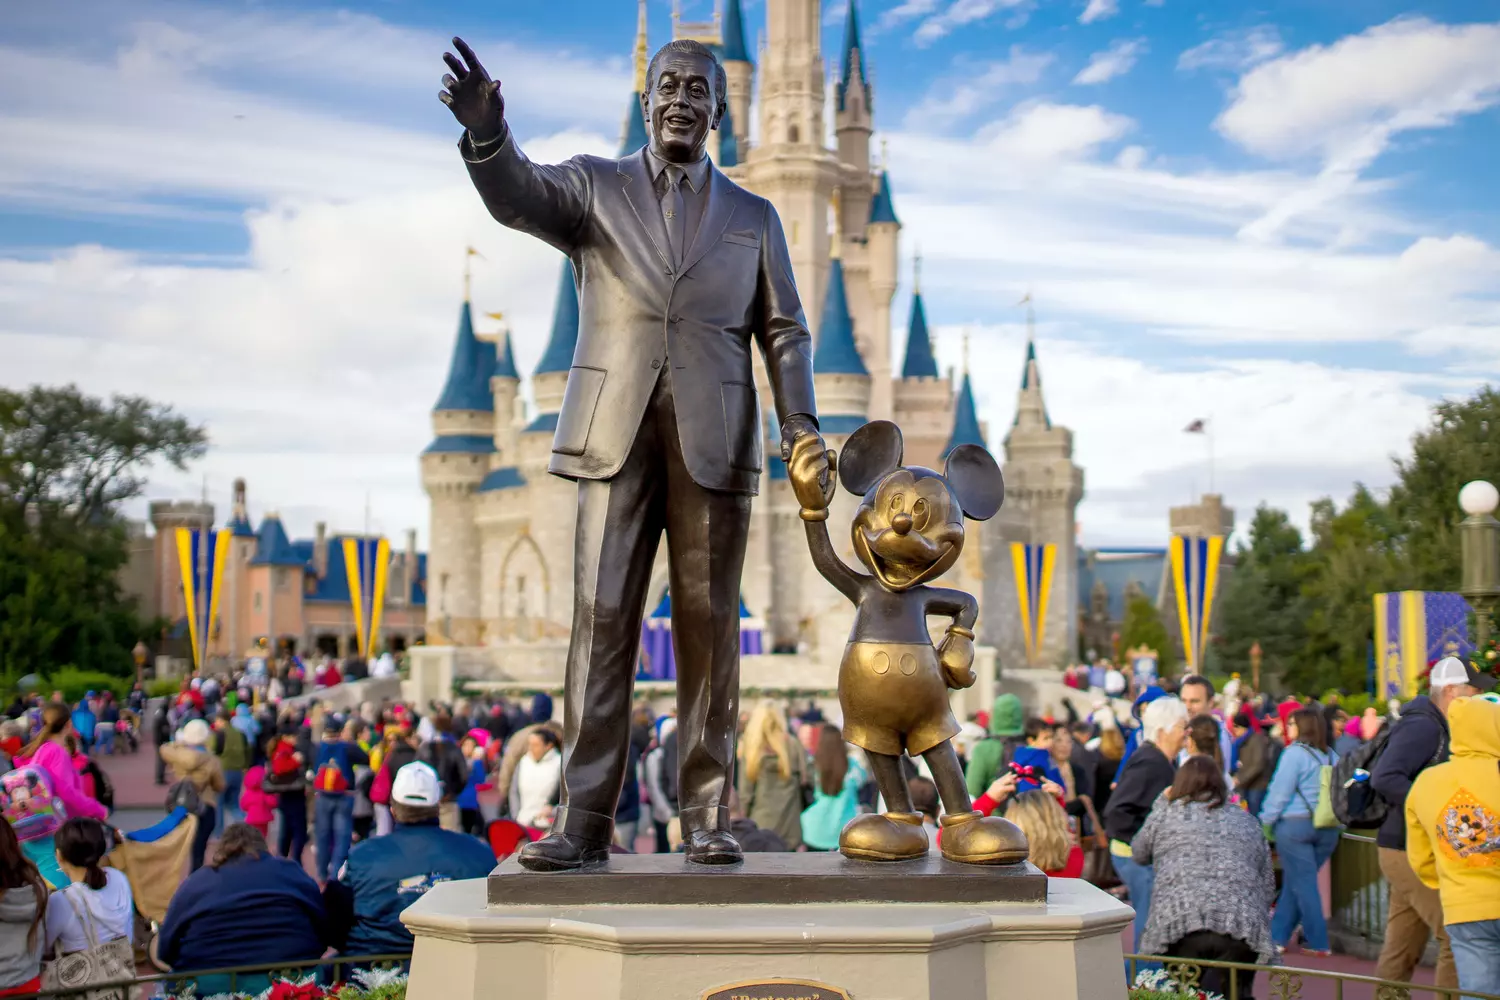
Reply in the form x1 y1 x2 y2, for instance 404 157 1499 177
43 667 131 704
148 677 182 699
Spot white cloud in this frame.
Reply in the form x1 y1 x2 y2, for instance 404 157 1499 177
1079 0 1119 26
875 0 939 33
1073 38 1146 85
1215 17 1500 240
976 102 1134 161
904 47 1054 127
913 0 1031 47
1177 26 1284 72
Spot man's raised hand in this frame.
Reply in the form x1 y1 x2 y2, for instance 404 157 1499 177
439 37 504 141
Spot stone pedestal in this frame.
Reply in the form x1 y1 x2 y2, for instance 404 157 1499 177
402 855 1133 1000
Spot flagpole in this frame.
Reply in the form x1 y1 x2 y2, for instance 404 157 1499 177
364 492 372 659
198 476 209 671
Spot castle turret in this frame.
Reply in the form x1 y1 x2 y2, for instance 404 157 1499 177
892 256 953 468
835 0 874 236
720 0 753 157
620 0 650 157
490 326 521 460
421 292 495 645
944 368 986 459
990 303 1084 667
530 261 579 425
812 241 871 430
864 153 899 420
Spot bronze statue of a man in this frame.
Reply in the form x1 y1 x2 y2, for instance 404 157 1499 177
441 37 831 870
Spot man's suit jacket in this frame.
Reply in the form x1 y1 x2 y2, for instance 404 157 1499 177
461 129 817 495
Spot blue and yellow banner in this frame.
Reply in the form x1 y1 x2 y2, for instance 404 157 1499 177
1169 534 1225 672
1374 591 1474 699
174 527 231 669
1009 542 1056 666
342 536 391 658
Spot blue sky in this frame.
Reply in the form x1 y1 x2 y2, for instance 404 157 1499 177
2 0 1497 548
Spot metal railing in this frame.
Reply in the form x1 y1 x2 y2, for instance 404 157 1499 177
11 953 411 999
1125 954 1500 1000
1330 831 1388 945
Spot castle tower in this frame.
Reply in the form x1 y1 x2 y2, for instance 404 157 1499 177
835 0 873 237
986 309 1084 668
893 256 954 469
812 240 872 428
720 0 753 159
224 478 257 658
490 327 521 462
744 0 841 332
620 0 650 157
864 153 900 419
247 512 307 654
421 289 496 645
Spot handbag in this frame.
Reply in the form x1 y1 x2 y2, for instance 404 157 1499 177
1295 745 1340 829
42 885 138 1000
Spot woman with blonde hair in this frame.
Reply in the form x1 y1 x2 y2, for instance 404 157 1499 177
1005 790 1082 877
736 700 806 850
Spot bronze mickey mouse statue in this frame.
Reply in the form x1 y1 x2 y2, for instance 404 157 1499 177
787 419 1029 864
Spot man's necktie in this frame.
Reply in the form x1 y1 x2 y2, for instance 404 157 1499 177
664 166 686 268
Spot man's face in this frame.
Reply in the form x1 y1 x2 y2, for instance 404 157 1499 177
1438 684 1479 715
643 51 721 162
1181 683 1212 717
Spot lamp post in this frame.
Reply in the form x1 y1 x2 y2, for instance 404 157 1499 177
1459 480 1500 650
132 640 149 689
1249 641 1262 694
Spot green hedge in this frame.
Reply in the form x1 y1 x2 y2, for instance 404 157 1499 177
41 668 132 704
147 677 181 698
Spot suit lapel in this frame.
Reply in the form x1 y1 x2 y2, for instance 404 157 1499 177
680 165 735 276
618 150 671 271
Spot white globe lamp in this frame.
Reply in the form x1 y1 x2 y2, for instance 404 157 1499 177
1460 480 1500 517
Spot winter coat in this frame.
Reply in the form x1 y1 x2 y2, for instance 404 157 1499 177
737 740 806 850
0 885 44 989
964 693 1026 797
1371 695 1449 850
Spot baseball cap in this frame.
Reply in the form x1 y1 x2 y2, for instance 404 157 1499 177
1430 656 1497 693
391 761 442 807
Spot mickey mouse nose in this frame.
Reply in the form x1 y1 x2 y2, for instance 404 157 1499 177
891 512 913 535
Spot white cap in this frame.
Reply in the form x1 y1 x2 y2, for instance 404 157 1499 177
180 719 211 746
391 761 442 807
1430 655 1495 693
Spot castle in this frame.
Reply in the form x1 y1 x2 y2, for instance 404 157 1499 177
418 0 1086 684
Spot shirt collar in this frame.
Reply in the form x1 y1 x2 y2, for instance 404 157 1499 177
643 146 710 193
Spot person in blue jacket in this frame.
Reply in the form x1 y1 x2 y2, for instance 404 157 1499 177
155 823 327 995
1259 706 1341 956
339 762 495 957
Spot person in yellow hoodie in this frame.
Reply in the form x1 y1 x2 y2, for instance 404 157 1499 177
1406 692 1500 1000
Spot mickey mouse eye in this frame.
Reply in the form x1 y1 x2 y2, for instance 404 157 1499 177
912 498 930 531
888 493 904 516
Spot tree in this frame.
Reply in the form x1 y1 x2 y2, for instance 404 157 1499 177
1217 505 1315 687
0 385 207 685
1120 592 1173 666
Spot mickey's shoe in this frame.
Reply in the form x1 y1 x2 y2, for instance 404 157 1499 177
939 810 1029 865
839 811 929 862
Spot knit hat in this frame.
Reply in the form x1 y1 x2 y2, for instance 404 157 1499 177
181 719 211 746
989 694 1024 737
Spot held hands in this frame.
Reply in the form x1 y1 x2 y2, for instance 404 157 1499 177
782 416 835 514
439 37 505 142
938 627 976 689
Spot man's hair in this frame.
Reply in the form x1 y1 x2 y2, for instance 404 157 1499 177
646 40 727 112
212 823 268 868
1179 674 1214 699
1022 717 1051 742
392 803 440 826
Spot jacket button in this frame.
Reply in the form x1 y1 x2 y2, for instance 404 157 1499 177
651 359 662 369
669 315 680 324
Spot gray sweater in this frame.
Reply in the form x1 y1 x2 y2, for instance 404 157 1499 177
0 885 44 989
1132 796 1279 964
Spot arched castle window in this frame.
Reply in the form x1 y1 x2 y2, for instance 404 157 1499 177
787 120 800 144
500 535 550 639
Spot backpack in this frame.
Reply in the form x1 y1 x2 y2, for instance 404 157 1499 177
314 745 350 794
165 777 202 814
0 766 66 842
1331 721 1447 828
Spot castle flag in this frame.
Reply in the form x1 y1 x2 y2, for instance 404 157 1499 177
1009 542 1056 666
174 527 231 670
1169 534 1224 672
342 536 391 658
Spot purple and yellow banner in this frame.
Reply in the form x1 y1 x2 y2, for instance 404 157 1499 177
1169 534 1224 673
342 536 391 658
1009 542 1056 666
1374 591 1474 699
174 527 231 669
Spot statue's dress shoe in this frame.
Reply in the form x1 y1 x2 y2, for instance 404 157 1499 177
684 828 743 865
516 832 610 872
838 811 928 862
939 811 1029 865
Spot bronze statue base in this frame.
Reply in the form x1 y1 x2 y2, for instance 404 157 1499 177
486 850 1046 907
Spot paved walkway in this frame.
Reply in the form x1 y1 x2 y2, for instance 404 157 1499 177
102 748 1449 998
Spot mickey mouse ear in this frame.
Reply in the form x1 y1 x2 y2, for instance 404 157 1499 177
944 444 1004 520
839 420 904 496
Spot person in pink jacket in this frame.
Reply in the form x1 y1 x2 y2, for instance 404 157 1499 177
239 765 279 837
13 705 109 885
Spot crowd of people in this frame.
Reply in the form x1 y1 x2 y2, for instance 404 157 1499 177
0 651 1496 999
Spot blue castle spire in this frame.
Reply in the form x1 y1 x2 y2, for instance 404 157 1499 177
814 258 868 376
494 330 519 380
535 260 580 375
432 301 496 413
250 514 304 567
719 101 739 167
944 372 986 458
902 292 939 378
837 0 871 113
869 170 899 225
722 0 751 63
